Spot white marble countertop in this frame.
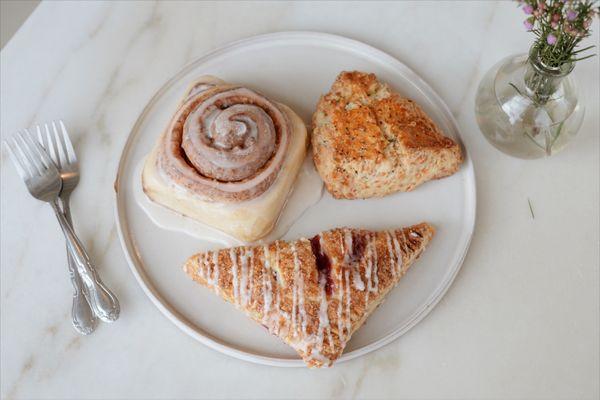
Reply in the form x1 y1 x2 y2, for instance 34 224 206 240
1 1 598 399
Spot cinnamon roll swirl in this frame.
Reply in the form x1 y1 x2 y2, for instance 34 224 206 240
142 76 308 242
158 82 291 202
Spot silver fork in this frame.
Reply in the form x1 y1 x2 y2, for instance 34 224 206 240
35 122 120 323
4 129 120 324
34 122 95 335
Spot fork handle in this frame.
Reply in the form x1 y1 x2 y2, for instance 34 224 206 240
63 200 97 335
51 201 120 323
67 255 97 334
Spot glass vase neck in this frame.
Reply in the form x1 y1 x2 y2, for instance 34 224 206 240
524 46 574 105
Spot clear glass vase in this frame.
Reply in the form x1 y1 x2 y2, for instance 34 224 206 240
475 47 585 159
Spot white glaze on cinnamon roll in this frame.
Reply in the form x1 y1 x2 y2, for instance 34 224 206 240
157 85 290 202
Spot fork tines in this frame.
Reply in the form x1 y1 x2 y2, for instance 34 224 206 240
4 129 55 180
36 121 77 169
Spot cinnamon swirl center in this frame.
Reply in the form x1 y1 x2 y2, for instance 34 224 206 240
157 85 290 202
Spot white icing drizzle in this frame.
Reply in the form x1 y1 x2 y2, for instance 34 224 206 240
326 315 334 351
334 229 354 344
390 231 404 275
364 236 372 304
196 253 205 279
299 277 307 338
342 230 353 264
320 233 334 351
319 235 326 261
273 241 287 335
198 251 220 293
239 248 250 306
344 269 351 341
343 230 365 291
229 248 240 306
261 245 272 324
313 272 332 363
336 267 344 345
197 251 219 293
371 233 379 293
291 244 308 338
248 250 255 307
385 231 397 279
400 229 411 269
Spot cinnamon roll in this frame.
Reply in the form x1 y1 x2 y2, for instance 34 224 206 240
142 76 308 242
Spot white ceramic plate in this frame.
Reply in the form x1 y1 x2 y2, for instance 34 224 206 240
115 32 476 367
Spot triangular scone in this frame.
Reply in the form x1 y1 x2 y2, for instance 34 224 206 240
183 223 435 368
312 71 463 199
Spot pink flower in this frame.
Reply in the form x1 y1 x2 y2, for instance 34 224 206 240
547 33 557 44
538 1 546 11
551 20 559 29
523 4 534 14
524 19 534 30
566 10 578 21
564 24 578 36
584 18 592 29
552 13 561 22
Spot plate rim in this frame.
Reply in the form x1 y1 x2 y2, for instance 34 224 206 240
114 31 477 367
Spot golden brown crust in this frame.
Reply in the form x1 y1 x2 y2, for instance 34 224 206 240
312 71 463 199
183 222 435 368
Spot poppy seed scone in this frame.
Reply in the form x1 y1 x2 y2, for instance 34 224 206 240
311 71 463 199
